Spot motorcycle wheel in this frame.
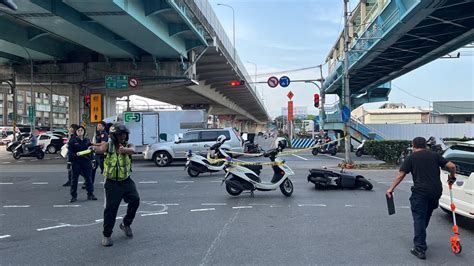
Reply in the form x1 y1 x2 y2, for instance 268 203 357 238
13 151 21 159
330 149 337 156
280 179 293 197
311 149 319 156
36 151 45 160
355 150 363 157
225 183 242 196
187 167 200 177
356 177 373 191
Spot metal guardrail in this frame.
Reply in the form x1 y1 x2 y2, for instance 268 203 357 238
183 0 266 112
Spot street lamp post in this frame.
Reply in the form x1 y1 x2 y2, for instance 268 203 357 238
20 46 34 133
246 61 262 99
217 3 236 66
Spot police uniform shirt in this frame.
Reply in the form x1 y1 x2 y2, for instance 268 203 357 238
95 130 108 144
68 137 92 162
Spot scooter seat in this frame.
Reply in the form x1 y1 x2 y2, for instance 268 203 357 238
309 168 335 175
243 165 263 175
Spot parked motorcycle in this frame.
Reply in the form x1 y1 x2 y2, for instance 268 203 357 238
6 133 30 152
312 138 337 156
307 168 373 190
243 141 263 154
185 136 227 177
427 136 443 154
355 140 368 157
12 144 44 160
222 137 294 197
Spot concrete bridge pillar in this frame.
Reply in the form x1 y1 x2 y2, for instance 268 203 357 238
67 85 81 125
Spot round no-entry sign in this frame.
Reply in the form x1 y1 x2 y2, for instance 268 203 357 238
267 76 279 88
129 77 139 88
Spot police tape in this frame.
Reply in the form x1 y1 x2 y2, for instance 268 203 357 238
204 154 284 166
225 137 345 157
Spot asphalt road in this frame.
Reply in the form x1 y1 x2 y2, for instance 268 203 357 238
1 145 473 265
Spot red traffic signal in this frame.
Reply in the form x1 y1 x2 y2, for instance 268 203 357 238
230 80 245 87
314 93 320 108
84 95 91 107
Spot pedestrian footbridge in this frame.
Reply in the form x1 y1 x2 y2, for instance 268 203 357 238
322 0 473 141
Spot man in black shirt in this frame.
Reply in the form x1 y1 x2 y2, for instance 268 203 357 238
386 137 456 260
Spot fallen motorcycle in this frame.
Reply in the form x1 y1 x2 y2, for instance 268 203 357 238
307 168 373 190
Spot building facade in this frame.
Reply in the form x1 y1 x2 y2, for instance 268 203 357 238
0 89 69 128
432 101 474 123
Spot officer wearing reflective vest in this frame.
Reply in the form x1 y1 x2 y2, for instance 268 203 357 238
93 123 140 247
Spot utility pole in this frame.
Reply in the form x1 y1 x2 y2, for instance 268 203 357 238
11 73 17 141
343 0 353 164
319 65 325 131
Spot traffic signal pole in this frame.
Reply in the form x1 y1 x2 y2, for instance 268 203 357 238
343 0 353 165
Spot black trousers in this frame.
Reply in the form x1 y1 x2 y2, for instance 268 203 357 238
70 160 94 198
103 178 140 237
91 155 105 184
409 191 439 251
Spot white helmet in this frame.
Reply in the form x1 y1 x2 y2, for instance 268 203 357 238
217 135 227 144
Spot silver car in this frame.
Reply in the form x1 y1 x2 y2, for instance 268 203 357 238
144 127 243 167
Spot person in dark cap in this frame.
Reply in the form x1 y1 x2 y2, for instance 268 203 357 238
386 137 456 260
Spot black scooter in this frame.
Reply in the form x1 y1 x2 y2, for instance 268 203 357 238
243 141 263 154
307 168 373 190
12 144 45 159
312 138 337 156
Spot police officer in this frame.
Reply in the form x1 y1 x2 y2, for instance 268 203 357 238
68 126 97 203
386 137 456 260
82 121 108 189
93 123 140 247
63 124 79 187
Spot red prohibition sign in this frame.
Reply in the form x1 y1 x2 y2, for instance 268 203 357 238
129 78 139 88
267 76 279 88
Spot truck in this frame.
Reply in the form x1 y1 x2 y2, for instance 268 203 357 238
104 110 207 153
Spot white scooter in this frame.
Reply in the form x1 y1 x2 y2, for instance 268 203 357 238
221 138 294 197
185 137 227 177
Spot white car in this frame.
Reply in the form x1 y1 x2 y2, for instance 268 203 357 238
37 133 67 154
439 141 474 219
144 127 243 167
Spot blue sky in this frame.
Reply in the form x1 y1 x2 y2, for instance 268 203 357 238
209 0 474 118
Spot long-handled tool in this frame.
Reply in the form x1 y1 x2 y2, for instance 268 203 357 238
448 177 462 254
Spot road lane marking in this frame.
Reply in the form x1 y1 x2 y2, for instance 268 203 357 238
202 203 227 206
191 208 215 212
270 205 283 208
397 206 410 209
32 182 48 185
249 203 268 206
95 219 104 222
0 235 12 239
139 181 158 184
210 180 222 183
3 205 30 208
345 204 355 207
298 204 327 207
53 205 81 208
232 206 252 209
176 181 194 184
1 162 11 164
292 154 308 161
322 154 344 160
141 212 168 216
0 183 14 185
36 224 70 231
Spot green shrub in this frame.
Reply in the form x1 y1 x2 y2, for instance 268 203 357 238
442 137 474 141
364 140 411 164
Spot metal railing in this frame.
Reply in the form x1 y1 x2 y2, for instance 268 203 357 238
183 0 266 112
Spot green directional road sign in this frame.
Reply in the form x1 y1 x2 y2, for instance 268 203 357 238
105 75 128 89
124 112 141 123
28 105 35 123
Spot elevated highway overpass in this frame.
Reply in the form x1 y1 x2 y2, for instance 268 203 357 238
0 0 269 130
321 0 474 141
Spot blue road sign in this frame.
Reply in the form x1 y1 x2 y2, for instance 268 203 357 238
279 76 290 87
341 106 351 123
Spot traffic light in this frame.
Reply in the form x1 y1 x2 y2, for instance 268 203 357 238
84 95 91 107
314 93 320 108
230 80 245 86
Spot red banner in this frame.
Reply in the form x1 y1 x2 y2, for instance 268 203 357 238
288 101 293 121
